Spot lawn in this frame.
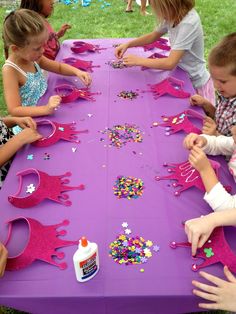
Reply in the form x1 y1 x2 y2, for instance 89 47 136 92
0 0 235 116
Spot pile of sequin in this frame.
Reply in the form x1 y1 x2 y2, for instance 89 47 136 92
113 176 144 199
100 124 143 148
118 90 139 100
108 60 127 69
109 223 160 266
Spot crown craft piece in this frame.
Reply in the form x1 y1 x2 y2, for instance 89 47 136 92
71 41 106 53
63 57 100 72
55 84 100 103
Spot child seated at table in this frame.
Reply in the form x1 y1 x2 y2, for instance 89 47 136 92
0 242 8 277
20 0 71 60
0 116 41 189
183 129 236 212
115 0 215 104
185 208 236 312
2 9 91 130
190 32 236 137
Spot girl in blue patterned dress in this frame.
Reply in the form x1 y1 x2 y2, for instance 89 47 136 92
2 9 92 128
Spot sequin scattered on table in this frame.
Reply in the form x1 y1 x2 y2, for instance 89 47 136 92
113 175 144 199
99 124 143 149
108 60 127 69
117 90 139 100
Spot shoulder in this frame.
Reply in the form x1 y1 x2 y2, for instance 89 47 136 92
181 9 201 26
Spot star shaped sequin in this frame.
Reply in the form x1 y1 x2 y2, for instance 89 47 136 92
122 222 128 228
27 154 34 160
26 183 35 194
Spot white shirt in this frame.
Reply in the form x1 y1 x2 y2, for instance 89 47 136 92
156 9 210 89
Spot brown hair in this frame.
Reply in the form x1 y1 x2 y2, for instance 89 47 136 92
2 9 45 58
20 0 43 13
151 0 195 25
209 32 236 76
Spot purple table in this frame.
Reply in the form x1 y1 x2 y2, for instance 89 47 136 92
0 39 235 314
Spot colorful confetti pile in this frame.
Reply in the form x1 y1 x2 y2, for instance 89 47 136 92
100 123 143 148
109 222 160 265
113 176 144 199
118 90 139 100
108 60 127 69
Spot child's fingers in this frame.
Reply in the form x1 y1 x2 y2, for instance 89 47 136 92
223 266 236 283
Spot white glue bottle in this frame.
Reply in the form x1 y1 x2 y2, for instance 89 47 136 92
73 236 99 282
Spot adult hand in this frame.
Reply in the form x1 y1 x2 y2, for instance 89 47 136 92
192 266 236 311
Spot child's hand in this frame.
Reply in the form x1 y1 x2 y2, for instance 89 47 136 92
14 117 37 130
57 24 71 38
16 127 42 145
190 94 205 107
123 54 143 67
76 70 92 87
183 133 207 150
115 43 129 59
185 215 214 256
47 95 61 114
189 145 211 173
192 266 236 311
0 243 8 277
202 116 217 135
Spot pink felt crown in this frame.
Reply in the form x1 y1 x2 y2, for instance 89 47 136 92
63 57 100 72
141 52 167 71
55 84 100 103
4 217 79 270
142 38 170 51
71 41 106 54
153 109 204 135
145 77 191 99
170 227 236 273
8 168 85 208
32 120 88 147
155 159 221 196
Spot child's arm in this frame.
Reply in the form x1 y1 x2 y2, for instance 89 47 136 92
189 145 219 193
39 57 92 87
183 133 207 150
0 243 8 277
56 24 71 38
123 49 184 71
2 67 61 117
190 94 216 118
192 266 236 312
185 208 236 256
2 116 36 130
115 30 164 59
0 128 42 167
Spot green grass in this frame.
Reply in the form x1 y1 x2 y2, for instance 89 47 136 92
0 0 236 116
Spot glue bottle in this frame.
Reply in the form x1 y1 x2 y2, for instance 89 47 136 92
73 236 99 282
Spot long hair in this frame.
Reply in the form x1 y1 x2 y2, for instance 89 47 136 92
151 0 195 25
20 0 43 14
2 9 45 59
209 32 236 76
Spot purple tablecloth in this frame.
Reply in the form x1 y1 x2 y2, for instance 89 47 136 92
0 38 235 314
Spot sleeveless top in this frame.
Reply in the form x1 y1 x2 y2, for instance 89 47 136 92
0 119 13 188
3 60 48 134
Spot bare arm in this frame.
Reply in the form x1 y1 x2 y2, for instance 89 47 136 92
124 30 164 48
2 66 60 117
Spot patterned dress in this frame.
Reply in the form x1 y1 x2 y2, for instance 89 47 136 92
0 120 13 189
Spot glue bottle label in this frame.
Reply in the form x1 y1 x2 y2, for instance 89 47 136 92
79 252 98 280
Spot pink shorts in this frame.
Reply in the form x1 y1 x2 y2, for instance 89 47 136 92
195 77 216 106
